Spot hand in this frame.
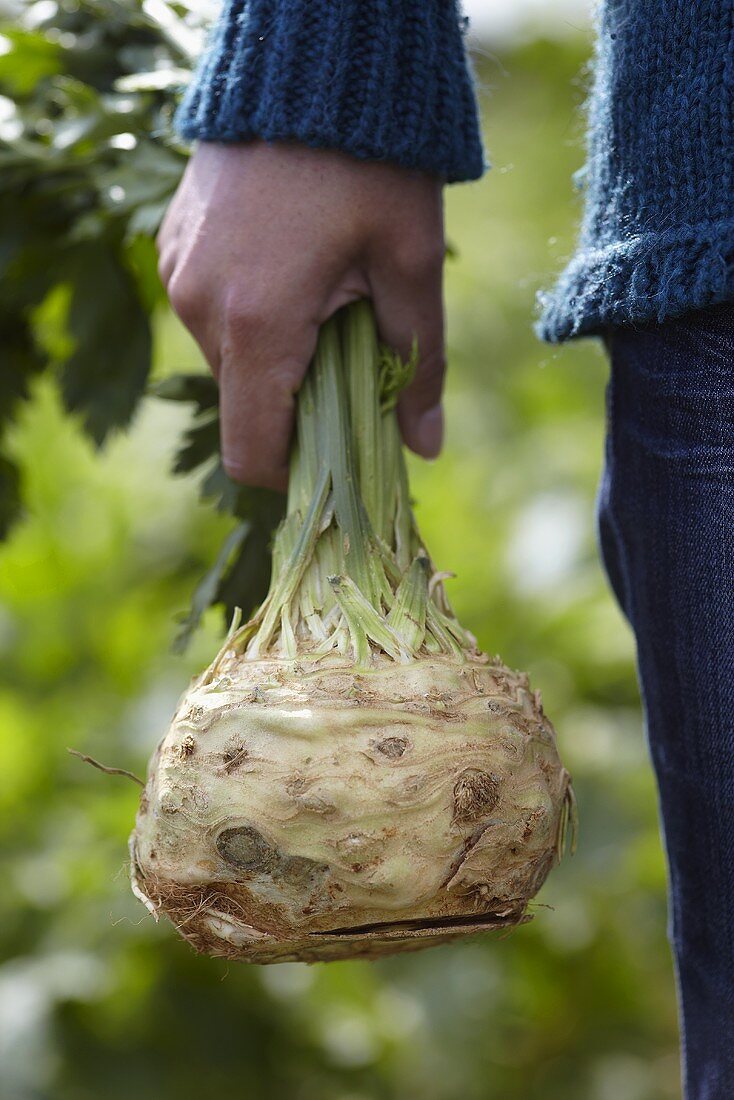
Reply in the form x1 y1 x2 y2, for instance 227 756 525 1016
157 141 446 490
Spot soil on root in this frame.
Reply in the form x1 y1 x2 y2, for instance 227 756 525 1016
131 858 531 964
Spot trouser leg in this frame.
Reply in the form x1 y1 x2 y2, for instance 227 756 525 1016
597 305 734 1100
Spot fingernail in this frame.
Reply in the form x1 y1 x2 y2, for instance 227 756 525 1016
416 405 444 459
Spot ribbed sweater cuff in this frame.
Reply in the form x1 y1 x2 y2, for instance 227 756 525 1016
175 0 485 183
537 220 734 343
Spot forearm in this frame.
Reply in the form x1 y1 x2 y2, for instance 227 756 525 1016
176 0 484 183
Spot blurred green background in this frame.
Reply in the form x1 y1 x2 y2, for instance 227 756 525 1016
0 18 682 1100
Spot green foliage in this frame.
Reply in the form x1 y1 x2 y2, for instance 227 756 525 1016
0 0 183 459
0 0 283 633
0 12 680 1100
59 240 152 444
149 370 285 644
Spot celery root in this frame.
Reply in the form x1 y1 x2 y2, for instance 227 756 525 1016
130 302 574 964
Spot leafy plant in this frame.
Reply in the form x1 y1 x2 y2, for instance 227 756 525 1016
0 0 283 631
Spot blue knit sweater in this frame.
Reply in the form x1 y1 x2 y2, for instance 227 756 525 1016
538 2 734 341
177 1 734 341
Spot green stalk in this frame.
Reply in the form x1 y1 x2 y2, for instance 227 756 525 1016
234 301 473 664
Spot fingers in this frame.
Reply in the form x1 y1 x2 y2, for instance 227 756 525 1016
158 216 226 377
369 240 446 459
155 141 448 489
217 293 322 491
165 264 221 376
158 233 360 489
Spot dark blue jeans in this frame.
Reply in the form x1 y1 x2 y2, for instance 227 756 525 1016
598 305 734 1099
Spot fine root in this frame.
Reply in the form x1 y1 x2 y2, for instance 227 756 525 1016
68 748 144 787
128 836 159 920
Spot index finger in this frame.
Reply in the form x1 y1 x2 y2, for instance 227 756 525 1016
218 305 321 491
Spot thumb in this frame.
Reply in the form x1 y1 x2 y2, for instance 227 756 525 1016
369 249 446 459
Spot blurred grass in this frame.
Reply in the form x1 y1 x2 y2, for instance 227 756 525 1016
0 35 681 1100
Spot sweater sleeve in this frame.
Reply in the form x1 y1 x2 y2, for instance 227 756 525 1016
538 1 734 342
175 0 485 184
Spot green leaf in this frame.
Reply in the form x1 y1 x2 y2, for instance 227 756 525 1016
215 523 277 634
0 0 277 643
126 198 169 239
171 413 219 475
174 480 285 651
200 461 240 513
0 29 62 96
152 372 219 410
152 373 222 482
173 522 250 654
0 314 45 429
216 483 284 628
114 68 190 93
0 453 22 539
123 235 166 314
59 241 152 446
95 140 184 216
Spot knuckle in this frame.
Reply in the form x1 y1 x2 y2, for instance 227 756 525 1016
154 222 169 257
156 252 173 286
167 273 202 325
222 286 271 338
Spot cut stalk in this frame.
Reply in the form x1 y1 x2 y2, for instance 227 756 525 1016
231 301 471 666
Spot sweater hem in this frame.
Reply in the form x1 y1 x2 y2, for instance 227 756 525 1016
537 220 734 343
175 115 486 184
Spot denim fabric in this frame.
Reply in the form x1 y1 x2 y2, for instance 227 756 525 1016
598 304 734 1099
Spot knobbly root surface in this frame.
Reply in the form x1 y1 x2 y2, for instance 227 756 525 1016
131 656 573 963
